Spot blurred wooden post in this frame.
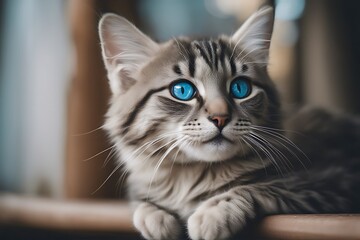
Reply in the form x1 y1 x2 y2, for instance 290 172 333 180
65 0 113 199
65 0 139 199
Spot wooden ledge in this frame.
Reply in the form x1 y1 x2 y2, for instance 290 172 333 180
258 214 360 240
1 193 360 239
0 193 134 232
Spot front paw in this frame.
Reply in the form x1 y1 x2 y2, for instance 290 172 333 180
133 202 181 240
187 193 254 240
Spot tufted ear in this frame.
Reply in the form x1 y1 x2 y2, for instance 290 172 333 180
231 6 274 63
99 14 159 94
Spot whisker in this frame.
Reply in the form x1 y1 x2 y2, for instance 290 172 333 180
250 132 293 173
102 146 118 168
72 125 104 137
116 167 130 197
83 145 115 162
92 161 125 195
146 136 186 199
169 139 187 175
244 135 284 177
239 136 269 175
251 126 311 163
173 37 190 61
133 132 183 163
250 127 310 170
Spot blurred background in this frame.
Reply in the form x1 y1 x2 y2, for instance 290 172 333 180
0 0 360 233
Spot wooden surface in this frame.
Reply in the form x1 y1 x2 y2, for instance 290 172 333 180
1 194 360 239
0 194 134 232
258 214 360 240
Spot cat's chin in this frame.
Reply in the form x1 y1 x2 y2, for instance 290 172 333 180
181 140 238 162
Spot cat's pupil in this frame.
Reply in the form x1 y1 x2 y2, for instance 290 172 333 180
236 83 241 92
230 78 250 99
170 80 196 101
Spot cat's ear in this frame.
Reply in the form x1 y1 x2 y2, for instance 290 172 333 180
231 6 274 63
99 14 159 94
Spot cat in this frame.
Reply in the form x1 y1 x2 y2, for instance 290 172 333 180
98 6 360 240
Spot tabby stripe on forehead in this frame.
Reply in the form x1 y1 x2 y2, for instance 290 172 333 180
229 55 237 76
177 40 196 77
218 39 236 76
121 86 168 134
194 42 211 68
211 41 218 70
218 39 228 66
204 41 213 68
188 51 196 77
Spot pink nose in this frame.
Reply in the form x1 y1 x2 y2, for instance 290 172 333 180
209 115 229 129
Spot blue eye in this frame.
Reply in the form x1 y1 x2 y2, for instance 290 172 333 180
230 78 251 99
170 80 196 101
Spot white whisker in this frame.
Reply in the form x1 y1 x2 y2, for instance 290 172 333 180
83 145 115 162
146 136 186 199
72 125 104 137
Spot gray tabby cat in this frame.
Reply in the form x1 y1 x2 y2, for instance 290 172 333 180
99 6 360 240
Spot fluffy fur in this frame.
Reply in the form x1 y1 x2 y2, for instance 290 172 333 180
99 6 360 240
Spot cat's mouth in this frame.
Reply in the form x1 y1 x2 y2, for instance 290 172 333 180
202 134 233 145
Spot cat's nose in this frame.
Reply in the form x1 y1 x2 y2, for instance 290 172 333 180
205 97 230 130
208 115 230 130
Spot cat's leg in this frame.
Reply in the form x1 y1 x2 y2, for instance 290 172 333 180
133 201 181 240
187 183 346 240
187 188 256 240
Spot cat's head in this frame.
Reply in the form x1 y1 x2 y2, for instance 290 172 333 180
99 7 280 163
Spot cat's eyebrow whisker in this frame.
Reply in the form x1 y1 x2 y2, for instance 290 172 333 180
230 32 269 59
237 46 263 63
230 39 241 62
173 37 190 61
231 33 269 62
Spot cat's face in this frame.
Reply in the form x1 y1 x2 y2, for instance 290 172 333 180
99 7 280 163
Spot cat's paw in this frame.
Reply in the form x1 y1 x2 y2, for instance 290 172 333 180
187 192 254 240
133 202 181 240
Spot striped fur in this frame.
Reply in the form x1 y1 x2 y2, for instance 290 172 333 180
99 7 360 240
